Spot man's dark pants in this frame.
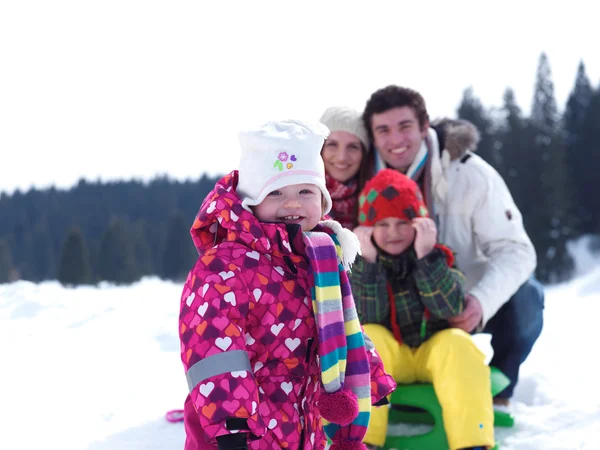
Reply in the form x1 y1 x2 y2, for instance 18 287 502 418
482 277 545 399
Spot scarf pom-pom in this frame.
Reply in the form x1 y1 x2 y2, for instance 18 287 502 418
318 219 360 270
318 389 359 426
330 439 368 450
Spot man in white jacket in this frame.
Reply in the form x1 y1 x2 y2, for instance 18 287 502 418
358 85 544 407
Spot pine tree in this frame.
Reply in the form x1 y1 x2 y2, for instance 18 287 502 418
529 53 574 282
95 219 141 284
457 87 500 171
12 224 35 280
57 227 92 286
0 239 15 283
32 228 56 281
161 213 197 281
579 85 600 234
497 88 534 214
130 220 154 276
532 53 559 136
563 61 594 233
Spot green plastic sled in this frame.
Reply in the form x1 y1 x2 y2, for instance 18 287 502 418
382 366 514 450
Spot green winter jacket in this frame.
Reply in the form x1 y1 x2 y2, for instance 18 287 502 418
350 247 465 348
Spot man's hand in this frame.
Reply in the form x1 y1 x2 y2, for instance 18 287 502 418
448 294 483 333
353 226 377 263
412 217 437 259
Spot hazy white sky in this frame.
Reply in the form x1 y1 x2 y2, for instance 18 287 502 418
1 1 598 194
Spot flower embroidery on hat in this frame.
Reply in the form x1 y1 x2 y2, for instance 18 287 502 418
273 152 298 171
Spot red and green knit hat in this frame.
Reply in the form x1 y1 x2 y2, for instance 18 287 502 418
358 169 429 226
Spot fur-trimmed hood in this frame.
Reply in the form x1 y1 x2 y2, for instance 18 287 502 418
190 170 361 272
431 118 480 160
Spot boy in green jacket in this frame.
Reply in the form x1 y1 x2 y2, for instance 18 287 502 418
350 169 493 450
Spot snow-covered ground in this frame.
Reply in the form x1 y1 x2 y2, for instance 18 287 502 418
2 237 599 450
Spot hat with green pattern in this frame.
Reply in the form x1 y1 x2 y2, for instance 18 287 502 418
358 169 428 226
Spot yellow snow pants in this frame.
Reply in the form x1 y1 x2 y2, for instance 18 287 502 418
363 325 495 450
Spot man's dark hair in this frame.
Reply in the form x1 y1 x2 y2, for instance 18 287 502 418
362 85 430 142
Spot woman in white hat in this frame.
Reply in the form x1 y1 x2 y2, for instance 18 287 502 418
320 106 372 230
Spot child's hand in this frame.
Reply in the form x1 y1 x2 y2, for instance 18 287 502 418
412 217 437 259
353 226 377 263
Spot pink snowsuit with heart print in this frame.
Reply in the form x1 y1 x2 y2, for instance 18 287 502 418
179 171 395 449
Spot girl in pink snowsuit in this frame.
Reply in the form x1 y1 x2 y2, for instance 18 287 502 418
179 120 395 450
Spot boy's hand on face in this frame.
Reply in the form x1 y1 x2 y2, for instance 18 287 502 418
353 226 377 263
412 217 437 259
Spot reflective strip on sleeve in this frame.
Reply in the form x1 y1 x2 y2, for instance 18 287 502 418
186 349 252 391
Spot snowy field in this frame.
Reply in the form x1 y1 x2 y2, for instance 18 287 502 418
1 238 599 450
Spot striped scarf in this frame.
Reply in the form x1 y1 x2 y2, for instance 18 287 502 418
374 137 429 180
302 230 371 446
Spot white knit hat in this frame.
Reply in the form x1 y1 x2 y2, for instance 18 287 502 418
319 106 369 150
237 119 333 215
